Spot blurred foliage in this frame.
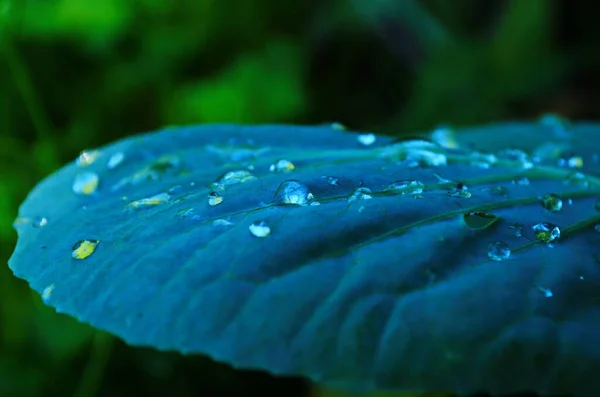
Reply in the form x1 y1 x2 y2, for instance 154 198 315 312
1 0 600 396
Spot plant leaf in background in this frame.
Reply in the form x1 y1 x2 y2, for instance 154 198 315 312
7 121 600 397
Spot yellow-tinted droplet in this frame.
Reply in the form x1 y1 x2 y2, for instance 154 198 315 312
431 126 459 149
532 222 560 244
71 239 101 260
76 149 101 167
210 170 256 190
208 191 223 206
269 159 295 173
541 193 563 212
125 192 171 210
73 171 100 195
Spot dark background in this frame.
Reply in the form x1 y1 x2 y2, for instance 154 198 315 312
0 0 597 396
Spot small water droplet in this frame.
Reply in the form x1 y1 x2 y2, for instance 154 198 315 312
125 192 171 210
73 171 100 195
567 198 573 205
71 239 101 260
210 170 256 190
433 173 453 184
357 133 376 146
249 221 270 237
347 187 372 202
513 176 530 186
488 241 511 261
469 151 498 169
541 193 563 212
107 151 125 169
384 180 424 195
508 222 524 237
269 159 295 173
449 183 471 198
321 176 339 185
464 212 499 230
213 219 234 227
431 125 458 149
537 286 554 298
76 149 101 167
32 216 48 228
561 154 584 169
329 122 346 130
208 191 223 206
532 222 560 244
500 149 535 169
274 180 315 205
41 283 55 302
176 207 195 218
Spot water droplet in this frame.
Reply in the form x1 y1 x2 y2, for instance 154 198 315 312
76 149 101 167
176 207 195 218
269 159 295 173
111 155 181 191
73 171 100 195
508 222 524 237
537 286 554 298
210 170 256 190
564 172 588 187
357 133 376 146
532 222 560 244
208 191 223 206
500 149 534 169
107 151 125 169
41 283 55 302
32 216 48 228
347 187 372 202
249 221 270 237
488 241 511 261
321 176 339 185
449 183 471 198
125 192 171 210
213 219 234 227
274 180 315 205
431 125 458 149
567 198 573 205
433 173 453 184
463 212 499 230
540 193 563 212
384 180 425 195
469 151 498 168
562 154 584 169
71 239 101 260
513 176 530 186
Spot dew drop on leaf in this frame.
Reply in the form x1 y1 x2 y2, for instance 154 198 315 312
357 133 376 146
449 183 471 198
541 193 563 212
513 176 530 186
125 192 171 210
107 151 125 169
210 170 257 190
269 159 295 173
508 222 524 237
249 221 270 237
469 151 498 169
207 191 223 206
564 171 588 187
274 180 315 205
76 149 101 167
532 222 561 244
176 207 195 218
32 216 48 228
347 187 372 202
488 241 511 261
329 122 346 130
463 212 499 230
71 239 101 260
537 286 554 298
321 176 339 185
41 283 55 302
431 125 458 149
213 219 234 227
72 171 100 195
383 180 424 195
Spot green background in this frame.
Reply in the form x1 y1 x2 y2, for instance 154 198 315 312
1 0 599 396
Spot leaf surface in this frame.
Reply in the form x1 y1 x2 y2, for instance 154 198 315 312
8 122 600 396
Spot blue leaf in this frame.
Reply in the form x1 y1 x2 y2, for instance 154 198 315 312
8 122 600 396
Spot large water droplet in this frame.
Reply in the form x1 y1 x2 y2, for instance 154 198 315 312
488 241 511 261
76 149 101 167
249 221 270 237
347 187 372 202
210 170 256 190
71 239 100 260
274 180 315 205
125 192 171 210
357 133 376 146
208 191 223 206
532 222 560 244
541 193 563 212
269 159 295 173
73 171 100 195
107 152 125 169
383 180 424 195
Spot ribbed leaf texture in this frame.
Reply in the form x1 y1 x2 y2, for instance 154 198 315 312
8 121 600 396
